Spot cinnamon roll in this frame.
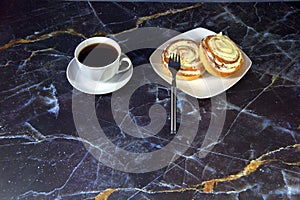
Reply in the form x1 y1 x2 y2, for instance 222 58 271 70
199 33 244 77
162 39 205 81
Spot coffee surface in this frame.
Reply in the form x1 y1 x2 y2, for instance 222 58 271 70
78 43 118 67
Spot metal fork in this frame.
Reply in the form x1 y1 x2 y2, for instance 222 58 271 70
168 53 181 134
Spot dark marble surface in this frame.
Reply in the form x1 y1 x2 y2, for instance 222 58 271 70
0 1 299 200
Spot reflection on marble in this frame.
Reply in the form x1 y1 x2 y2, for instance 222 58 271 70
0 1 299 200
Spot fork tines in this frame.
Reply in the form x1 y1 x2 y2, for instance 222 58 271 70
168 53 181 72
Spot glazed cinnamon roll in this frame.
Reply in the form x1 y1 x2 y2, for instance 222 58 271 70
199 33 244 77
162 39 205 81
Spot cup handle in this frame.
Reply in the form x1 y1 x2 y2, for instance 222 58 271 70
117 55 132 74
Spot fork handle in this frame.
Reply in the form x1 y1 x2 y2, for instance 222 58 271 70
171 78 177 134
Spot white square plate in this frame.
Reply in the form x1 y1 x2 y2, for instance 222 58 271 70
149 27 252 99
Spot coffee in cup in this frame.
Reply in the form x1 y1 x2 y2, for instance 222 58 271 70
74 37 132 82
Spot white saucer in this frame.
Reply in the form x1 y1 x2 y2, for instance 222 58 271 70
66 58 133 95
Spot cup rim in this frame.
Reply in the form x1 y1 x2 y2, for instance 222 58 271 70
74 37 121 70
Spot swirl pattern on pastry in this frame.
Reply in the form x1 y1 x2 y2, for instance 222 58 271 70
199 32 244 77
162 39 205 81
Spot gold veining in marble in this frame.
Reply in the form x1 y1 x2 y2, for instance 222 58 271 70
136 3 203 26
201 159 272 193
0 29 86 51
95 188 117 200
18 48 54 69
95 144 299 199
113 3 203 36
0 4 202 52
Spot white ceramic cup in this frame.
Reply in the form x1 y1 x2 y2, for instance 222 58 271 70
74 37 132 82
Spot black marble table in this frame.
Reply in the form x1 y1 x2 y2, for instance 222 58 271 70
0 1 299 200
